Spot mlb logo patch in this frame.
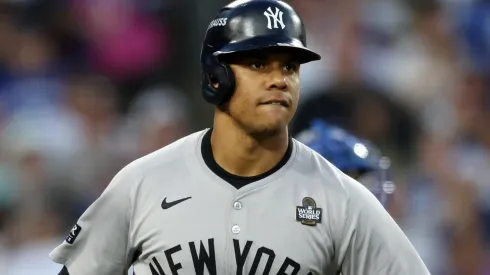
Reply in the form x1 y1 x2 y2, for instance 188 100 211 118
296 197 322 226
65 224 82 245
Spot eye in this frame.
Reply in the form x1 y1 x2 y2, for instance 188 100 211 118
284 62 299 72
250 61 265 69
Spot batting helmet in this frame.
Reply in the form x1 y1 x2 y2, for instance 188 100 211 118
200 0 321 105
296 119 395 208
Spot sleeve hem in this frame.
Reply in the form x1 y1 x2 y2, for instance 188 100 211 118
49 250 71 266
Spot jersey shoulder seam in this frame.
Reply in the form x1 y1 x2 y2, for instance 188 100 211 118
126 132 196 176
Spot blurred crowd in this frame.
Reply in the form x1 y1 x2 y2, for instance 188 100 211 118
0 0 488 274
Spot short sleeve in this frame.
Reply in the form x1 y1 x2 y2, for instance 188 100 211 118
49 165 137 275
336 175 431 275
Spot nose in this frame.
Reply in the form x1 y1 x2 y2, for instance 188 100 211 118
266 65 288 91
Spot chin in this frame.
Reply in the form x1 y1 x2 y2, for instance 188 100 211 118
231 110 291 138
247 120 287 138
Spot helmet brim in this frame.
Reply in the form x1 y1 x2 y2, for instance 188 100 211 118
213 35 321 64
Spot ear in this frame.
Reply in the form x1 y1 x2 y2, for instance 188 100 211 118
209 74 220 89
201 58 235 105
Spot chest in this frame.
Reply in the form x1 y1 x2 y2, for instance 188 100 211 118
130 180 338 275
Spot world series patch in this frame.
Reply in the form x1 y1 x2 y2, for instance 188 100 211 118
296 197 322 226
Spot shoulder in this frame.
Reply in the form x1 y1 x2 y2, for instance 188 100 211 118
127 130 204 172
108 130 206 190
292 138 370 200
292 138 344 181
292 138 379 239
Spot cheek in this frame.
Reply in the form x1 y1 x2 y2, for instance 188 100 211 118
289 78 300 106
229 71 259 113
228 93 247 116
228 85 253 119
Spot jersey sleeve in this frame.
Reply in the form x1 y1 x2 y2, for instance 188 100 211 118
335 174 431 275
49 165 138 275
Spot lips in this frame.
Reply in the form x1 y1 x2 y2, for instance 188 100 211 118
260 99 290 107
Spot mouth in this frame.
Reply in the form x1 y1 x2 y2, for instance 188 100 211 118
260 99 290 108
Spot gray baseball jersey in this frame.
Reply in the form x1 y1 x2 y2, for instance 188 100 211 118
49 129 430 275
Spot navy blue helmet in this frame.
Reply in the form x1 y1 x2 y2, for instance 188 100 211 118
296 119 395 208
200 0 321 105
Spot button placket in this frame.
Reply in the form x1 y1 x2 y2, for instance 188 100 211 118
231 224 241 234
233 201 242 210
230 196 246 236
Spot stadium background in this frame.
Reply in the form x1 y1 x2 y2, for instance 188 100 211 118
0 0 488 274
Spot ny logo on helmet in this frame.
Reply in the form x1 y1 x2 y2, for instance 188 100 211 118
264 7 285 30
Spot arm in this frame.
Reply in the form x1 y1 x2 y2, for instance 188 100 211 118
50 165 138 275
336 175 430 274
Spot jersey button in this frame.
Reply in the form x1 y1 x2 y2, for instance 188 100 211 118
231 225 241 234
233 201 242 210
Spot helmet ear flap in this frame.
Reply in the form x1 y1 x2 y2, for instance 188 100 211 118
201 56 236 105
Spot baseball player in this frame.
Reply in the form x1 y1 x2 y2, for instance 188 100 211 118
295 119 395 209
50 0 430 274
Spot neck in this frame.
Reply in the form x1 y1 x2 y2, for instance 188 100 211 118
210 114 290 177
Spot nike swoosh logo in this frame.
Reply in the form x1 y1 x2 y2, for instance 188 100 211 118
161 196 192 210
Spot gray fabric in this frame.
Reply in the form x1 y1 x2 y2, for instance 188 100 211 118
50 130 429 275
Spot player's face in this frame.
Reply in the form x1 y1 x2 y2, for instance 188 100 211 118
226 48 301 136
